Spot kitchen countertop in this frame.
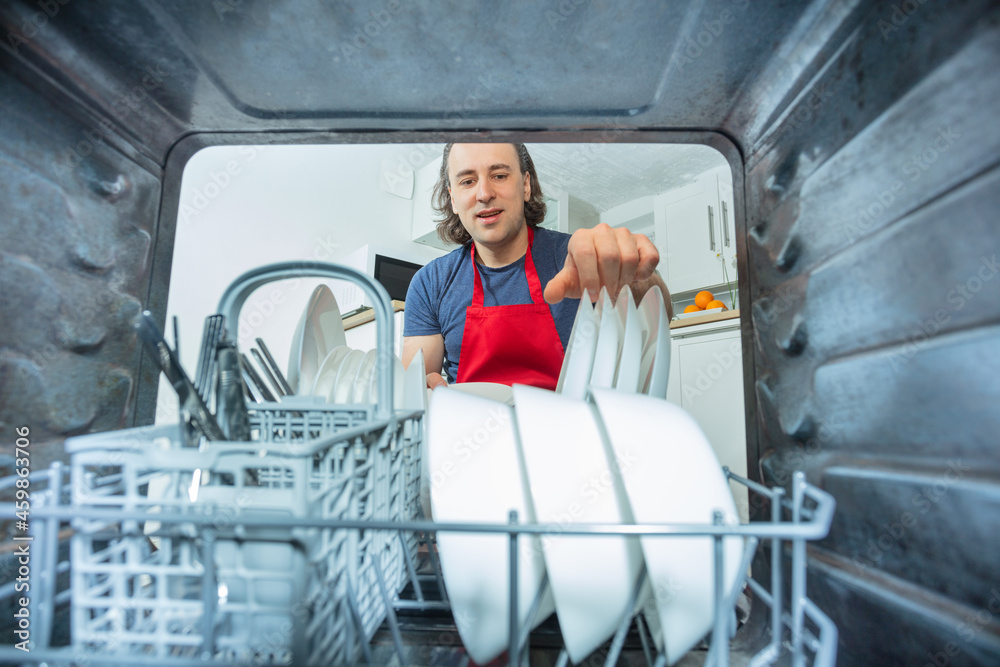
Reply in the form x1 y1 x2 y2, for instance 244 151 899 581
669 309 740 330
343 300 405 330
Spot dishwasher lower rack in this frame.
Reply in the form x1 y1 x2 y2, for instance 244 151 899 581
1 452 836 667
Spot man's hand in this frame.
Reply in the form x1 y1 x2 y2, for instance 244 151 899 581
544 223 659 304
426 372 448 390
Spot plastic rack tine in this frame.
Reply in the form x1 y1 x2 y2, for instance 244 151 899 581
36 462 63 649
804 598 838 667
423 529 449 603
345 579 375 664
554 649 570 667
710 510 728 667
635 612 654 667
200 529 218 658
375 557 407 666
731 537 759 637
508 510 520 667
604 565 648 667
771 486 785 661
398 530 424 602
791 472 806 667
517 572 551 654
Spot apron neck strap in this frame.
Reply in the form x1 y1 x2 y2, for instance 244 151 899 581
471 226 545 306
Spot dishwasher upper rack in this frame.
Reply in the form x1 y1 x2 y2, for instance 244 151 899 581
1 466 837 667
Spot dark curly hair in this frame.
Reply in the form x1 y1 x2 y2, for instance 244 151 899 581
432 143 547 246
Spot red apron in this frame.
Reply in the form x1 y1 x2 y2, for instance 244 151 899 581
456 227 565 389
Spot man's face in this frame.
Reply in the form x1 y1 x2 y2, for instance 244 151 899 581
447 143 531 251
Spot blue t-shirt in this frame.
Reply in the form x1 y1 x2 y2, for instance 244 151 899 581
404 227 579 381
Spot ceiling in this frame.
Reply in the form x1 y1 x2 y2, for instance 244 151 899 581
527 143 727 212
404 142 727 212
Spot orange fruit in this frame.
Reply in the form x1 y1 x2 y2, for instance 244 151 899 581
695 290 714 309
706 300 727 310
683 304 702 313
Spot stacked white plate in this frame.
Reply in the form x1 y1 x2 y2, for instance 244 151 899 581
285 284 410 407
556 285 672 400
426 381 746 664
286 284 347 395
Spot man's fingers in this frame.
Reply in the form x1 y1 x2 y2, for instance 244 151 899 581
594 225 622 297
552 225 662 305
635 233 660 280
614 226 639 295
426 372 448 389
544 266 574 304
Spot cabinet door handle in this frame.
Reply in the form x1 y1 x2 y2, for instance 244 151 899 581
722 201 730 248
708 205 716 252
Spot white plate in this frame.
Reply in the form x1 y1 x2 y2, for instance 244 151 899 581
638 286 672 399
555 289 598 400
614 286 642 392
352 349 378 403
366 352 406 408
309 345 351 399
590 388 744 664
513 384 644 663
330 349 365 403
589 287 622 389
449 382 515 405
288 285 346 394
427 388 554 665
675 307 723 320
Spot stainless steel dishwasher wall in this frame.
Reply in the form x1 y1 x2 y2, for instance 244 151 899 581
1 1 998 663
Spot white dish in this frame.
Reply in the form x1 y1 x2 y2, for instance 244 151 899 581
590 388 744 664
513 384 644 663
427 388 553 665
448 382 515 406
589 287 622 389
288 285 346 394
309 345 351 399
555 289 598 401
614 286 642 392
366 352 406 409
638 286 672 399
675 307 724 320
352 349 378 403
330 349 365 403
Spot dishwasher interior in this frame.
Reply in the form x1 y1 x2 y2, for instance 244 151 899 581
1 1 999 665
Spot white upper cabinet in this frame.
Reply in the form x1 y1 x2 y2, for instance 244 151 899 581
411 157 453 252
655 167 736 295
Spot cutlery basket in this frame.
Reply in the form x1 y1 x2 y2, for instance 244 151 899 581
61 399 421 665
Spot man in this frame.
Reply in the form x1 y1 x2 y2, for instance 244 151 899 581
402 142 669 389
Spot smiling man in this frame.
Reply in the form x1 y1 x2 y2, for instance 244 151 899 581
402 142 667 389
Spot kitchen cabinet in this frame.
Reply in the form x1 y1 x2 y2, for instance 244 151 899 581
666 319 748 522
654 167 736 295
601 195 655 244
411 157 450 251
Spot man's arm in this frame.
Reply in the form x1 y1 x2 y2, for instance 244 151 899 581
401 334 449 389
